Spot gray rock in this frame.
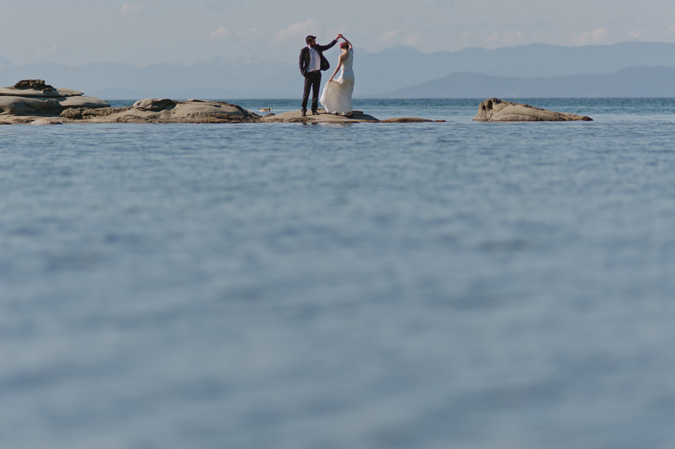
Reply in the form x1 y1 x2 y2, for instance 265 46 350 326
78 99 261 123
0 79 109 117
60 96 112 109
60 107 131 120
0 95 109 115
133 98 177 112
30 118 64 125
473 98 592 122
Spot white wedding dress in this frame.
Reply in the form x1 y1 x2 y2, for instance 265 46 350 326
320 49 354 114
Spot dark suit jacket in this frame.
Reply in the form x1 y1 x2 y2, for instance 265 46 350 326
299 40 338 77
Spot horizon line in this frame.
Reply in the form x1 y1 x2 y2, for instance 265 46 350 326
2 40 675 68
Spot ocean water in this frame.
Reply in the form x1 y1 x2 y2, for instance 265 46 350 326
2 98 675 449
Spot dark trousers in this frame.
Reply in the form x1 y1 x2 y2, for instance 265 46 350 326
302 71 321 112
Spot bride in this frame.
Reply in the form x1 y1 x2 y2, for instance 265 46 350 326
320 36 354 115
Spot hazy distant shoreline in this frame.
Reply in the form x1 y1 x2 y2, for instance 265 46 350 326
3 41 675 99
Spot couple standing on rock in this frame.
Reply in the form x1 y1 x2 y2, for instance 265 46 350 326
299 34 354 116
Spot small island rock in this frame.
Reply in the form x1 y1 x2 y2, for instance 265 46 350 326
473 98 592 122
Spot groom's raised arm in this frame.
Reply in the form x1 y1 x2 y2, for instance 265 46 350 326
316 39 338 52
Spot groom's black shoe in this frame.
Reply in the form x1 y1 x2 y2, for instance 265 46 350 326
311 110 319 115
301 110 307 117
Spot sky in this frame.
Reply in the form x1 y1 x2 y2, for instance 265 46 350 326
2 0 675 67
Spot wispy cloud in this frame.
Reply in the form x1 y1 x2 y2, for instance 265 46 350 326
404 33 420 47
273 19 318 43
121 3 144 18
571 27 608 45
379 30 400 44
210 26 231 40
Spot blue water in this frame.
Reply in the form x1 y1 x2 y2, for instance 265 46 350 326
2 98 675 449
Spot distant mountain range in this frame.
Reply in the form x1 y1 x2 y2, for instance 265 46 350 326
379 67 675 98
2 41 675 99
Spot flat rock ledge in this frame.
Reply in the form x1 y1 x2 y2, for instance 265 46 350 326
262 109 444 124
262 109 378 123
473 98 592 122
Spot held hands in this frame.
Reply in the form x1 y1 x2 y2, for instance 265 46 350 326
336 33 343 40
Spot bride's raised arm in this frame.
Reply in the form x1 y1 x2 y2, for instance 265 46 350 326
341 36 353 50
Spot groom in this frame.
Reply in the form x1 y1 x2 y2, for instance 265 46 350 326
299 33 341 116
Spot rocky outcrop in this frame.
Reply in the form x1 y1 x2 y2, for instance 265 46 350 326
0 79 439 125
473 98 592 122
0 81 262 124
0 79 110 117
61 98 261 123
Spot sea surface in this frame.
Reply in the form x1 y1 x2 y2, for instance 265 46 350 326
2 98 675 449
